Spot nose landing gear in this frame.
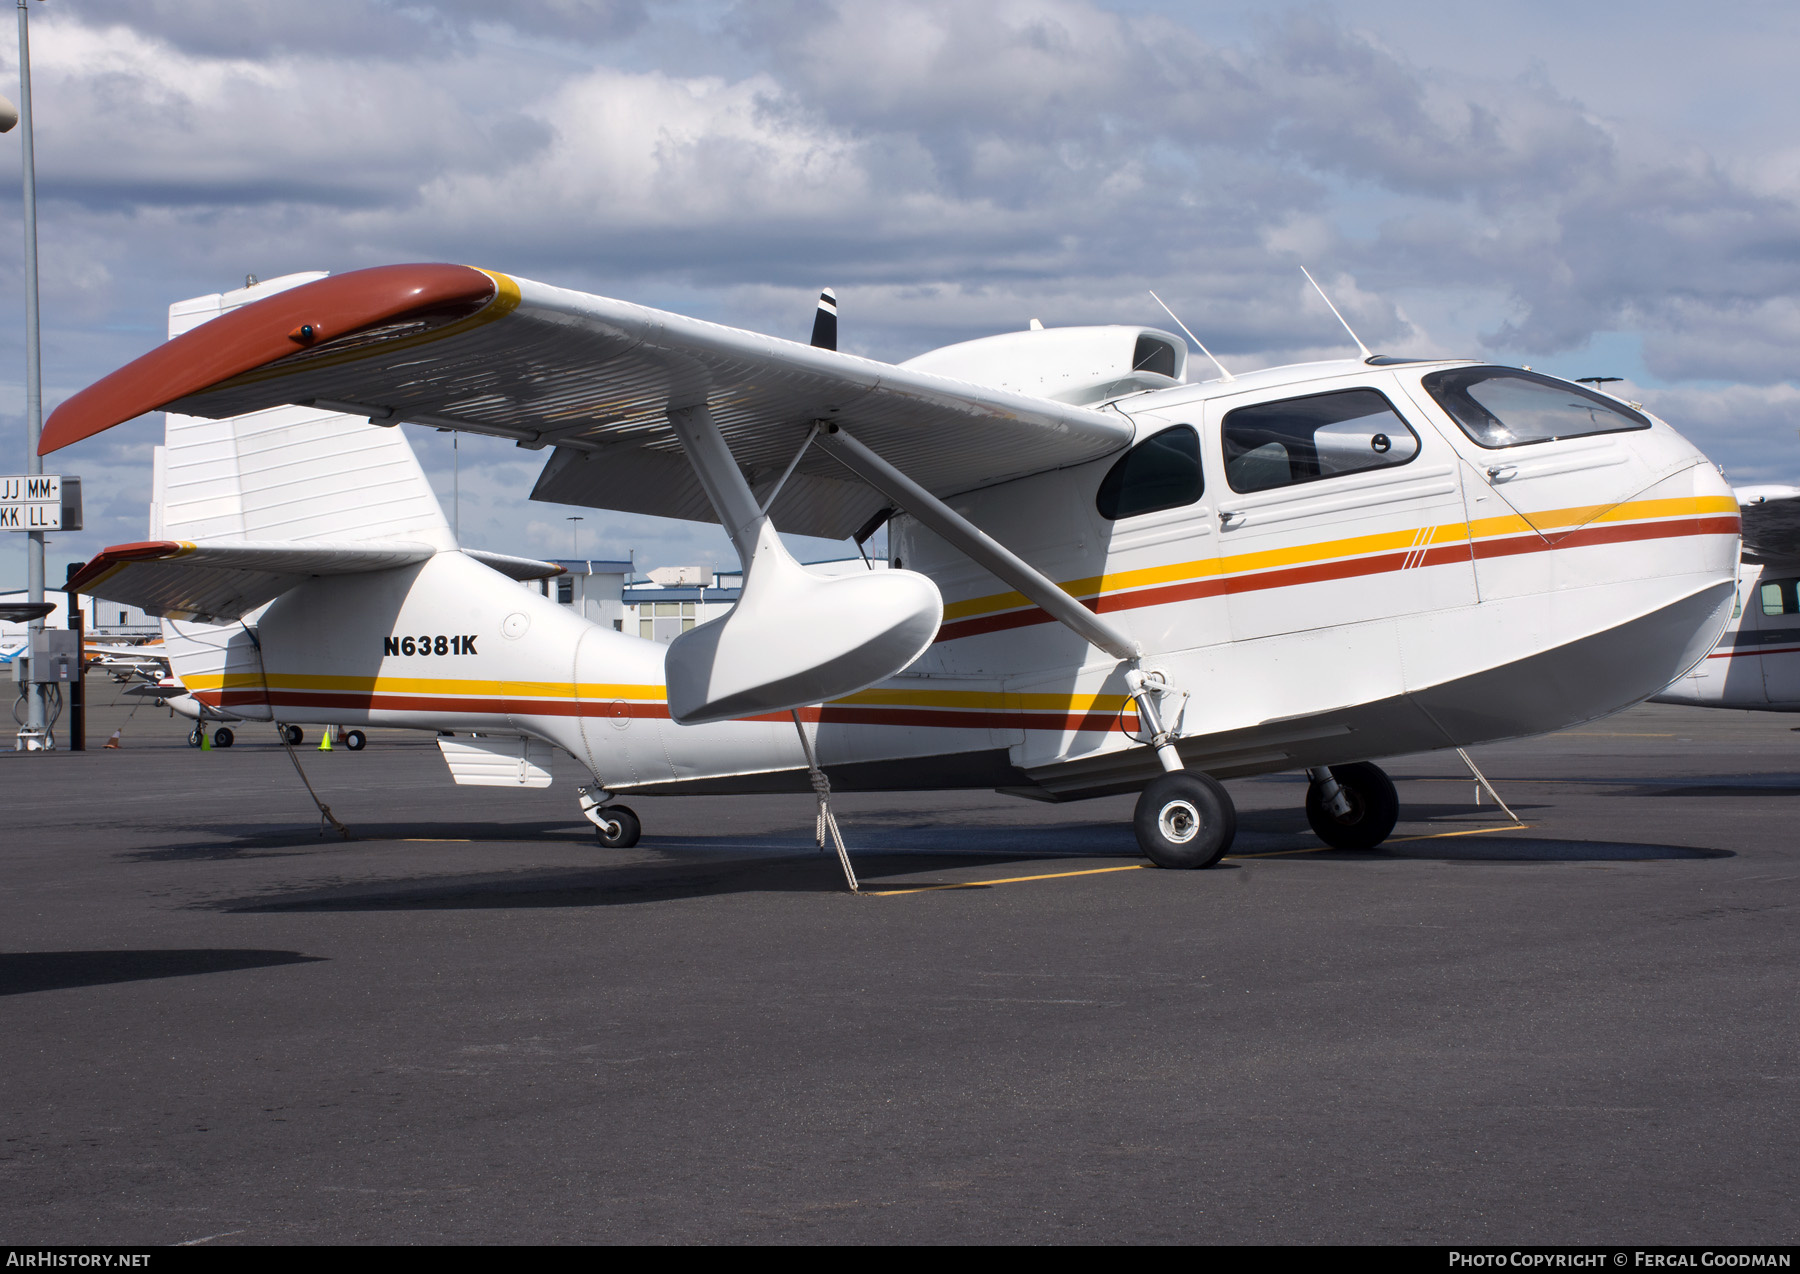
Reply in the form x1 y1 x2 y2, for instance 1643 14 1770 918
1304 762 1399 850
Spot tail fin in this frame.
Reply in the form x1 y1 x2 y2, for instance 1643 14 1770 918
159 272 454 549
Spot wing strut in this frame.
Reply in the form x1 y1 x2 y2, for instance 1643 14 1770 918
816 424 1138 660
815 423 1187 772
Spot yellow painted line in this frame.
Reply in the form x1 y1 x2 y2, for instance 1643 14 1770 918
829 687 1132 711
942 494 1736 622
865 864 1145 896
184 671 1125 716
1385 823 1533 844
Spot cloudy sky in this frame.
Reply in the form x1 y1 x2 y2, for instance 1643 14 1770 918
3 0 1799 583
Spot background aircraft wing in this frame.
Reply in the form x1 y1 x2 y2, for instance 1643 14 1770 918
1736 485 1800 564
41 264 1136 539
69 539 440 623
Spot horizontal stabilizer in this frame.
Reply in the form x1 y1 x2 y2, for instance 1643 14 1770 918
69 538 440 623
437 735 555 788
464 549 564 582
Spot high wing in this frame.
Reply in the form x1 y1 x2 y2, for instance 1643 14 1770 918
1736 485 1800 565
40 265 1135 539
69 539 562 624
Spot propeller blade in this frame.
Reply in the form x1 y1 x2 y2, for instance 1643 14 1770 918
810 287 837 351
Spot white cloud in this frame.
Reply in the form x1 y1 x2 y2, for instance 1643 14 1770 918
8 0 1800 589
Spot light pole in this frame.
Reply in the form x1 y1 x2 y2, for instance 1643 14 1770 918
567 515 583 559
3 0 43 747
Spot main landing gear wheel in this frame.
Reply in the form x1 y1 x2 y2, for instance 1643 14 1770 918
1305 762 1399 851
1134 771 1236 869
281 724 303 746
187 726 203 748
343 729 366 751
594 804 641 849
212 727 234 749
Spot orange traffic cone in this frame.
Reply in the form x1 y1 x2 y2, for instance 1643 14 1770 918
104 729 121 749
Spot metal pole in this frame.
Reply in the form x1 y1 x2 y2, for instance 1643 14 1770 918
64 565 82 751
17 0 44 748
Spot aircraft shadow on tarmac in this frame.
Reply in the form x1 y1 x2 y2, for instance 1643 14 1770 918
0 948 325 996
209 829 1730 914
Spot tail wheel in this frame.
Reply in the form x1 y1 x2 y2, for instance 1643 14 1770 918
281 724 303 746
1305 762 1399 851
594 804 641 849
212 727 234 749
1133 771 1236 868
343 729 367 751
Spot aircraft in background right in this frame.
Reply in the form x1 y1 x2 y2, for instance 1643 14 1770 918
1655 485 1800 711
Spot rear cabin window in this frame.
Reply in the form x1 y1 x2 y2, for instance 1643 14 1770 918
1421 366 1651 449
1760 578 1800 617
1221 388 1420 494
1096 425 1202 520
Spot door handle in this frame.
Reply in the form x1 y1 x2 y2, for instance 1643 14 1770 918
1486 465 1517 483
1219 510 1246 528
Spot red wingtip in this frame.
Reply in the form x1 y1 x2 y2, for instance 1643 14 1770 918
40 263 499 455
66 540 185 592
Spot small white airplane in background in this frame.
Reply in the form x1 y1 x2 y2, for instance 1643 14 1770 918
85 639 168 683
40 265 1739 876
1654 485 1800 712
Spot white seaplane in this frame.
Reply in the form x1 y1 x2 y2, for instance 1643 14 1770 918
42 266 1740 875
1654 485 1800 712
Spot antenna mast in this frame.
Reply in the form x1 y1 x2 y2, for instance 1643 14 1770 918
1299 266 1372 361
1148 290 1233 382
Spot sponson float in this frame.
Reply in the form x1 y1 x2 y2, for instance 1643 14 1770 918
45 266 1740 871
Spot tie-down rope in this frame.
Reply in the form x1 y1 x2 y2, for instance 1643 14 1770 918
791 708 857 892
241 622 351 840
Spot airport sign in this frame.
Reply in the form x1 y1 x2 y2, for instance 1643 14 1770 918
0 473 80 531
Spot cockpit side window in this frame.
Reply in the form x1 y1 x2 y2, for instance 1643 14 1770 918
1421 366 1651 449
1096 425 1202 520
1221 388 1420 494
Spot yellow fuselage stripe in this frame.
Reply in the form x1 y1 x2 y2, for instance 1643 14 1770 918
940 494 1735 621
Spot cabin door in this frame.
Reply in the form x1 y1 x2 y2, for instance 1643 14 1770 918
1205 375 1478 645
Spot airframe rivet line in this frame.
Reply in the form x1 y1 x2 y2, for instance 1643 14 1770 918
864 864 1146 896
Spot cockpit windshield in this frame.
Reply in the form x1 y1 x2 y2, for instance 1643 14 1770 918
1420 367 1650 449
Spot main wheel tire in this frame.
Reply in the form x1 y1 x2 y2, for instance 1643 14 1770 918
1134 771 1236 868
187 726 203 748
594 804 641 849
1305 761 1399 851
343 729 367 751
213 727 234 749
282 724 303 746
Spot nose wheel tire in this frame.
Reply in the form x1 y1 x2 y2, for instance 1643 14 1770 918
1305 762 1399 850
343 729 367 751
594 804 641 849
187 727 203 748
1134 771 1236 868
281 724 303 746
